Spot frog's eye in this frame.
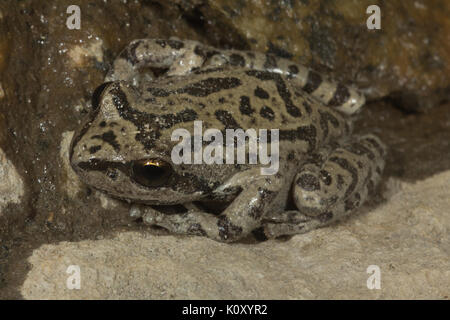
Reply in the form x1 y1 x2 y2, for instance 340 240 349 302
92 82 113 110
131 159 172 188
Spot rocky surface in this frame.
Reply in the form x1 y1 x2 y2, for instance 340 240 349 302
21 171 450 299
0 148 24 214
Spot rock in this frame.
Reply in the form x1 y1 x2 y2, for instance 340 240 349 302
0 0 206 238
20 171 450 299
0 148 24 215
0 82 4 100
68 39 104 68
59 131 83 198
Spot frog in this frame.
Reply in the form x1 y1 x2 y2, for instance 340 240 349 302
70 39 386 242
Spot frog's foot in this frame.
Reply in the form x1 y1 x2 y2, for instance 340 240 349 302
135 168 284 242
257 210 324 239
259 134 386 239
105 39 206 85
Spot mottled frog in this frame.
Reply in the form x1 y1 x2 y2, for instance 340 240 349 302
70 39 386 242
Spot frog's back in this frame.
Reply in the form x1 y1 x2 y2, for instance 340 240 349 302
141 67 351 154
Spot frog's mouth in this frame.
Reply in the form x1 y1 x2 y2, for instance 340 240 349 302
144 199 232 216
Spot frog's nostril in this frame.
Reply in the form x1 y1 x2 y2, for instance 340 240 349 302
131 159 172 188
91 81 113 110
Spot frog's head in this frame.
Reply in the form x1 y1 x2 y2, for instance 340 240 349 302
70 81 223 204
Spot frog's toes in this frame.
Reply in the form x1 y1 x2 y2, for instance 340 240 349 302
293 134 386 219
142 213 158 225
130 204 163 225
141 209 165 225
129 204 143 218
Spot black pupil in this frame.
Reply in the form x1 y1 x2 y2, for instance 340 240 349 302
141 165 165 178
132 161 171 187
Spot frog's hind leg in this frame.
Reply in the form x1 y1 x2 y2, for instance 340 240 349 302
105 39 208 84
259 134 386 239
212 49 365 115
274 58 366 115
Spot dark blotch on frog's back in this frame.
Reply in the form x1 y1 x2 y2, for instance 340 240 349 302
260 106 275 121
109 84 198 150
180 77 242 97
147 87 170 97
245 70 302 118
148 77 242 98
89 145 101 154
192 67 225 75
91 130 121 152
254 86 270 99
239 95 254 116
279 125 317 152
215 110 240 129
318 110 339 140
303 70 322 94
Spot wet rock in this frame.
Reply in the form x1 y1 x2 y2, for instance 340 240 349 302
0 0 204 251
59 130 89 203
0 83 4 100
67 38 104 68
20 171 450 299
0 148 24 215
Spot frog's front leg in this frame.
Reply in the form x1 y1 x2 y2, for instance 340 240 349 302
260 134 386 239
134 168 284 242
105 39 207 83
